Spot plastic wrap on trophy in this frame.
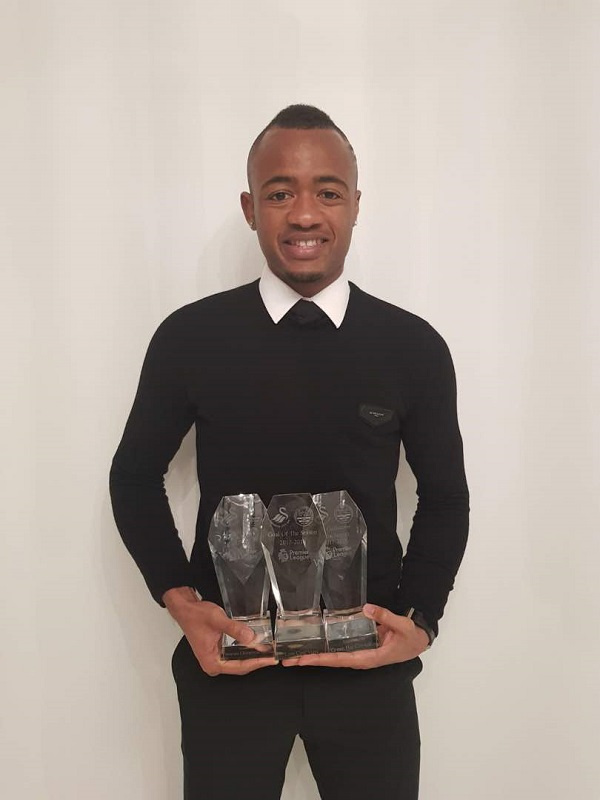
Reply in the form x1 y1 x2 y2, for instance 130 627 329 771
313 490 379 653
208 494 274 660
263 494 327 659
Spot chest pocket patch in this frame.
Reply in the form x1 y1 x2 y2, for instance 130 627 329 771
358 403 396 427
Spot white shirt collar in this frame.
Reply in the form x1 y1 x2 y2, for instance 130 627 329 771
259 265 350 328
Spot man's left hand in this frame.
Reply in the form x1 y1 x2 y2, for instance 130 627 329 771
281 603 431 669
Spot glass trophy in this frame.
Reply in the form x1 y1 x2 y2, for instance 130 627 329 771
263 494 327 659
313 490 379 653
208 494 274 660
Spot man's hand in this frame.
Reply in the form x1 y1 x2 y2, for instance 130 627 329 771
163 587 277 677
281 603 430 669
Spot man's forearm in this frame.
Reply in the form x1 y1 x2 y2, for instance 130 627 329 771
109 313 196 605
397 486 470 634
398 328 469 634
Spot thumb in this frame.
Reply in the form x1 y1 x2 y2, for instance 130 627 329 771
363 603 401 629
219 616 255 645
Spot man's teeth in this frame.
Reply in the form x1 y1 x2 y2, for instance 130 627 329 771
289 239 322 248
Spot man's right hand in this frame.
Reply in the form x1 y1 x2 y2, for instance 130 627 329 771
163 587 277 677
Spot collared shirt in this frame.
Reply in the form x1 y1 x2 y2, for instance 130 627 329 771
258 265 350 329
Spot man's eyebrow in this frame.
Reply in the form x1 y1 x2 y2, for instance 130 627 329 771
315 175 349 190
259 175 350 191
260 176 294 191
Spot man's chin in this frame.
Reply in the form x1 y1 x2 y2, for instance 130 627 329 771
282 270 325 284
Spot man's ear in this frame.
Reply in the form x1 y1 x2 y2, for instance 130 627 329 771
354 189 361 222
240 191 255 228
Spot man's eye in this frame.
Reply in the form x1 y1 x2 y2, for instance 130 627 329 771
268 191 290 202
320 190 342 200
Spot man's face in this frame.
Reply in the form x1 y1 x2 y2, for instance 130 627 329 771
241 128 361 296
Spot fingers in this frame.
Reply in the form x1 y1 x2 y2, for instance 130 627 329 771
363 603 411 633
182 601 255 646
197 650 278 677
198 641 276 676
217 656 278 675
187 607 276 675
280 615 421 669
210 609 255 646
282 646 387 669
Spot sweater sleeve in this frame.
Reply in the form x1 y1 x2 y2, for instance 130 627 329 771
109 314 196 605
398 328 469 636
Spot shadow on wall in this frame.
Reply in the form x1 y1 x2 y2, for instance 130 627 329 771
195 212 266 298
99 493 184 800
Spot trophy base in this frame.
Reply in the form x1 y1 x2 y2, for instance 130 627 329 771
324 609 379 653
221 615 274 661
274 613 327 660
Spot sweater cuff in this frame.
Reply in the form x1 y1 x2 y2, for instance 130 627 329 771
149 566 197 607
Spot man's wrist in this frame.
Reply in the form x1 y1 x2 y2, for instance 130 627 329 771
404 608 436 649
413 624 431 652
163 586 203 622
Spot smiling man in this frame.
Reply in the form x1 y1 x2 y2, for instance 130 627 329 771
241 123 360 293
110 105 469 800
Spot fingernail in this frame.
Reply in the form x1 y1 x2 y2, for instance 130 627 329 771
363 604 375 616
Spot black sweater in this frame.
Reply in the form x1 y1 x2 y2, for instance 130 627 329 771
110 280 469 635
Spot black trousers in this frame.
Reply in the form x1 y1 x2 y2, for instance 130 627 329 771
172 637 423 800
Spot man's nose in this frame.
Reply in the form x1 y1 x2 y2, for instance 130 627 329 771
287 193 321 228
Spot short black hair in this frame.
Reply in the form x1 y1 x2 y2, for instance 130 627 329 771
247 104 356 187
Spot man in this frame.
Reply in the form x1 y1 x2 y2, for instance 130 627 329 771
110 105 469 800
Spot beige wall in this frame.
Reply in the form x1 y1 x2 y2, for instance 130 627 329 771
2 1 599 797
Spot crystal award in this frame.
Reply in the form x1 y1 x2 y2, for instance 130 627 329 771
314 490 379 653
263 494 327 659
208 494 274 660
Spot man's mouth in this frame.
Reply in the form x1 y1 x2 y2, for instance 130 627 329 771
282 237 328 259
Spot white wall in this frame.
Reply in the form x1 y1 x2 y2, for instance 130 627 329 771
2 1 599 798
